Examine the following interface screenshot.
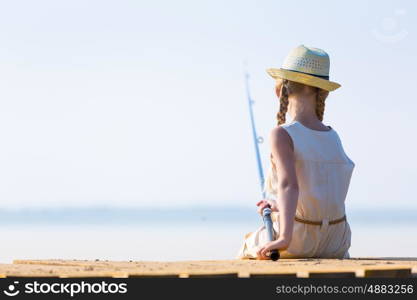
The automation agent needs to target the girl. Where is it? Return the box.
[236,45,355,259]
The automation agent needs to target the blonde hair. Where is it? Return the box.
[263,79,329,197]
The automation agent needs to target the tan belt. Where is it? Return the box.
[294,215,346,226]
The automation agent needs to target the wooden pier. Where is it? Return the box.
[0,258,415,278]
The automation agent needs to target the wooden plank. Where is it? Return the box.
[186,273,238,278]
[59,273,128,278]
[364,268,411,278]
[5,274,61,278]
[128,274,180,278]
[249,273,297,278]
[307,272,356,278]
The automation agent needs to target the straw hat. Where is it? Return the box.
[266,45,341,91]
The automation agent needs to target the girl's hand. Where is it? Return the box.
[256,238,290,260]
[256,199,278,216]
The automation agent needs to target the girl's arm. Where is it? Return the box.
[257,126,299,259]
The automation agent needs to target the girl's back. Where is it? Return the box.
[277,120,355,222]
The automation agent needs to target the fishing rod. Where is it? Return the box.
[243,65,280,261]
[243,67,266,200]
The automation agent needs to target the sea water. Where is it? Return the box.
[0,206,415,263]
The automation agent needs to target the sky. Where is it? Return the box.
[0,0,415,209]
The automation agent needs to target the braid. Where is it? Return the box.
[276,80,289,125]
[315,89,329,121]
[315,91,325,121]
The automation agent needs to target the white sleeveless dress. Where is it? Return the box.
[236,120,355,259]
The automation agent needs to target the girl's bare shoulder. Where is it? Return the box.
[269,125,294,150]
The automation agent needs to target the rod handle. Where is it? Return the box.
[262,206,280,261]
